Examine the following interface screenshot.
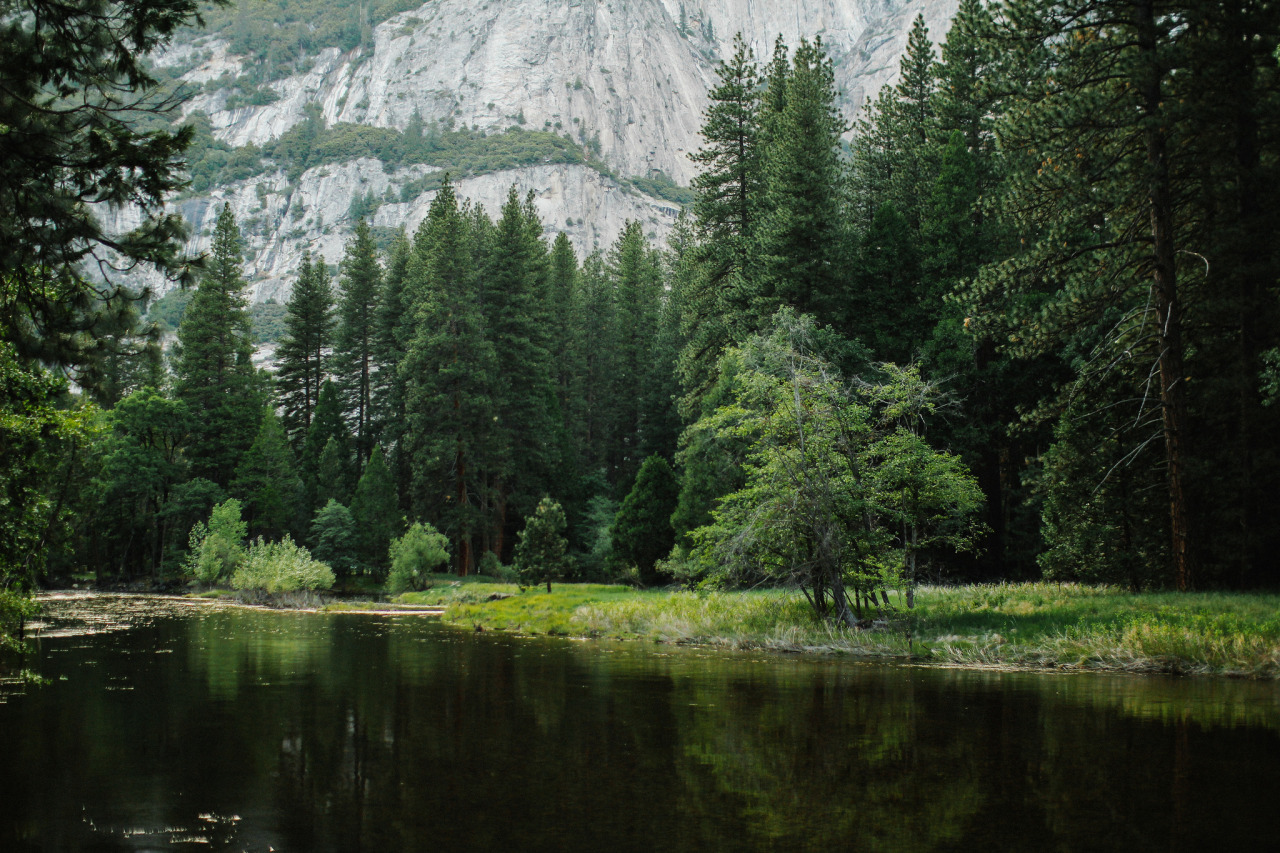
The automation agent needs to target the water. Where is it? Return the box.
[2,593,1278,852]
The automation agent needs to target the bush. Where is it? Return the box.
[230,535,336,593]
[186,498,248,585]
[386,522,450,593]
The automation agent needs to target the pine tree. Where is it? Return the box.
[514,496,569,592]
[548,232,584,433]
[611,454,679,585]
[231,406,303,540]
[334,218,382,471]
[575,250,619,480]
[315,436,354,509]
[755,37,850,325]
[275,252,334,447]
[350,444,401,574]
[482,187,558,557]
[402,177,498,574]
[372,230,414,505]
[887,14,938,239]
[173,204,262,487]
[959,0,1280,589]
[682,33,764,404]
[309,499,359,578]
[301,380,354,511]
[608,221,663,491]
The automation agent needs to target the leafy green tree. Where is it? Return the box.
[231,406,302,540]
[861,364,985,607]
[515,497,569,592]
[309,499,359,578]
[173,204,263,487]
[0,343,93,590]
[334,218,383,469]
[94,387,191,580]
[386,521,451,593]
[186,498,248,586]
[349,443,401,573]
[275,251,334,446]
[691,311,983,623]
[610,455,679,585]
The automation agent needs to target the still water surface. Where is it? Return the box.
[2,593,1278,851]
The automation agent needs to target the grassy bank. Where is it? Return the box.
[416,581,1280,678]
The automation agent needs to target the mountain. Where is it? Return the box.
[133,0,958,302]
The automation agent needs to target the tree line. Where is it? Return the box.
[4,0,1280,642]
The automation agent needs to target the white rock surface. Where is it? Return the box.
[137,0,958,302]
[106,162,677,303]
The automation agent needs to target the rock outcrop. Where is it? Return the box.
[140,0,956,299]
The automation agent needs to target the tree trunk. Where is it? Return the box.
[1138,0,1193,591]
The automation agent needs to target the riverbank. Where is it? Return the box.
[378,580,1280,678]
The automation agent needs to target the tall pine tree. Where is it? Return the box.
[334,218,382,471]
[275,251,334,447]
[173,204,261,487]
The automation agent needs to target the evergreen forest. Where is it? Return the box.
[3,0,1280,638]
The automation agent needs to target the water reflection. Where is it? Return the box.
[1,595,1278,851]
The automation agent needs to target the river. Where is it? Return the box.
[1,593,1277,851]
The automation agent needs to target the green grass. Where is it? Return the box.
[436,581,1280,678]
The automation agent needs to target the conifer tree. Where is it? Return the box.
[682,34,763,404]
[275,252,334,447]
[755,37,850,325]
[173,204,262,487]
[402,177,497,574]
[482,187,557,555]
[315,436,354,509]
[372,230,414,503]
[887,14,938,239]
[611,454,679,586]
[959,0,1280,589]
[608,221,663,491]
[309,499,359,578]
[514,496,569,593]
[575,251,619,480]
[301,380,354,510]
[334,218,382,470]
[548,232,584,431]
[350,444,401,574]
[231,406,302,540]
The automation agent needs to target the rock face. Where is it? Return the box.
[144,0,956,300]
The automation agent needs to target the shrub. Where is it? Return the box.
[230,535,336,593]
[186,498,248,585]
[386,522,450,593]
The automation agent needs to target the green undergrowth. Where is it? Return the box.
[440,581,1280,678]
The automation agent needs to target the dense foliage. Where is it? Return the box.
[5,1,1278,635]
